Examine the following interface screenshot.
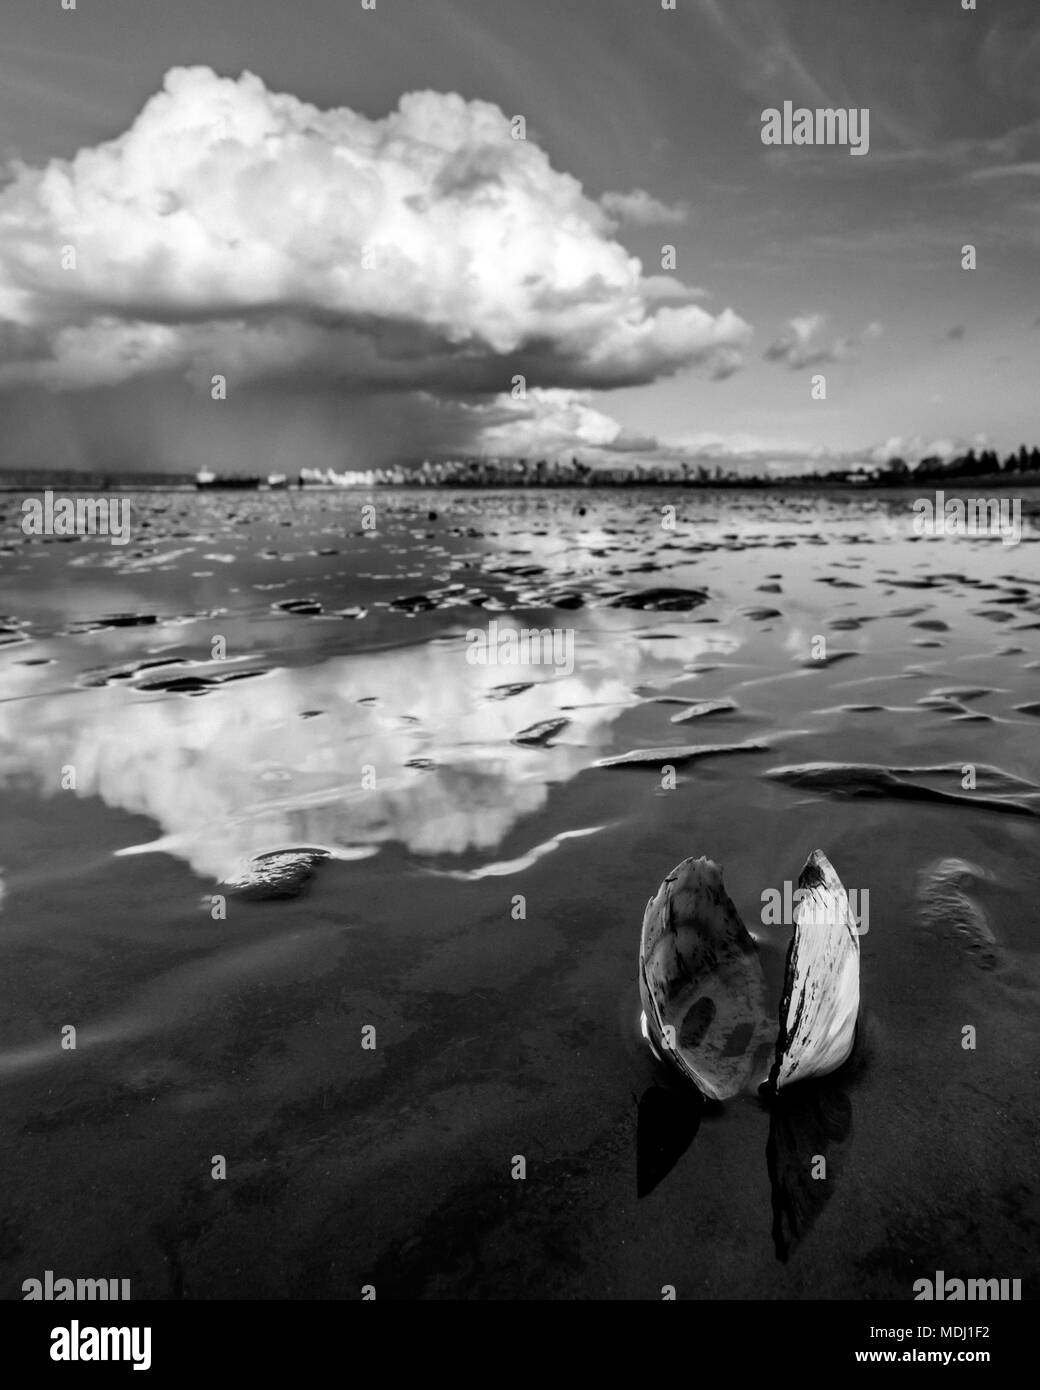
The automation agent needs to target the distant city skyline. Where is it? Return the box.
[0,0,1038,475]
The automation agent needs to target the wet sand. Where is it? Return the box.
[0,487,1038,1298]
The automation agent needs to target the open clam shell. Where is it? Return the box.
[638,856,773,1101]
[639,849,862,1100]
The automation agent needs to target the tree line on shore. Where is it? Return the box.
[3,444,1038,492]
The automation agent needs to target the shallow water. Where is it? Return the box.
[0,486,1038,1298]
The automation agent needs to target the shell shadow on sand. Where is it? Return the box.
[636,1080,704,1200]
[766,1074,855,1262]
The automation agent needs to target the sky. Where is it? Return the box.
[0,0,1037,475]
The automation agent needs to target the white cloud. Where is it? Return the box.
[600,188,688,225]
[869,434,989,465]
[764,313,882,369]
[0,67,749,395]
[763,312,829,367]
[465,387,623,456]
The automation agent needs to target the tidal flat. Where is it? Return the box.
[0,486,1037,1299]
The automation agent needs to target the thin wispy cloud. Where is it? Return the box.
[964,161,1040,182]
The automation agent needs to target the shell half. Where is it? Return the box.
[638,856,772,1101]
[769,849,861,1091]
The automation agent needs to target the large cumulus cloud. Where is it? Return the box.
[0,67,750,439]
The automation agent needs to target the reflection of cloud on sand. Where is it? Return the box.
[0,627,727,879]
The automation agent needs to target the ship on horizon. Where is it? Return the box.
[195,468,261,490]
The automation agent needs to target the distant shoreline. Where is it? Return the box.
[2,473,1040,494]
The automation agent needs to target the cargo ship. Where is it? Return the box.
[195,468,261,490]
